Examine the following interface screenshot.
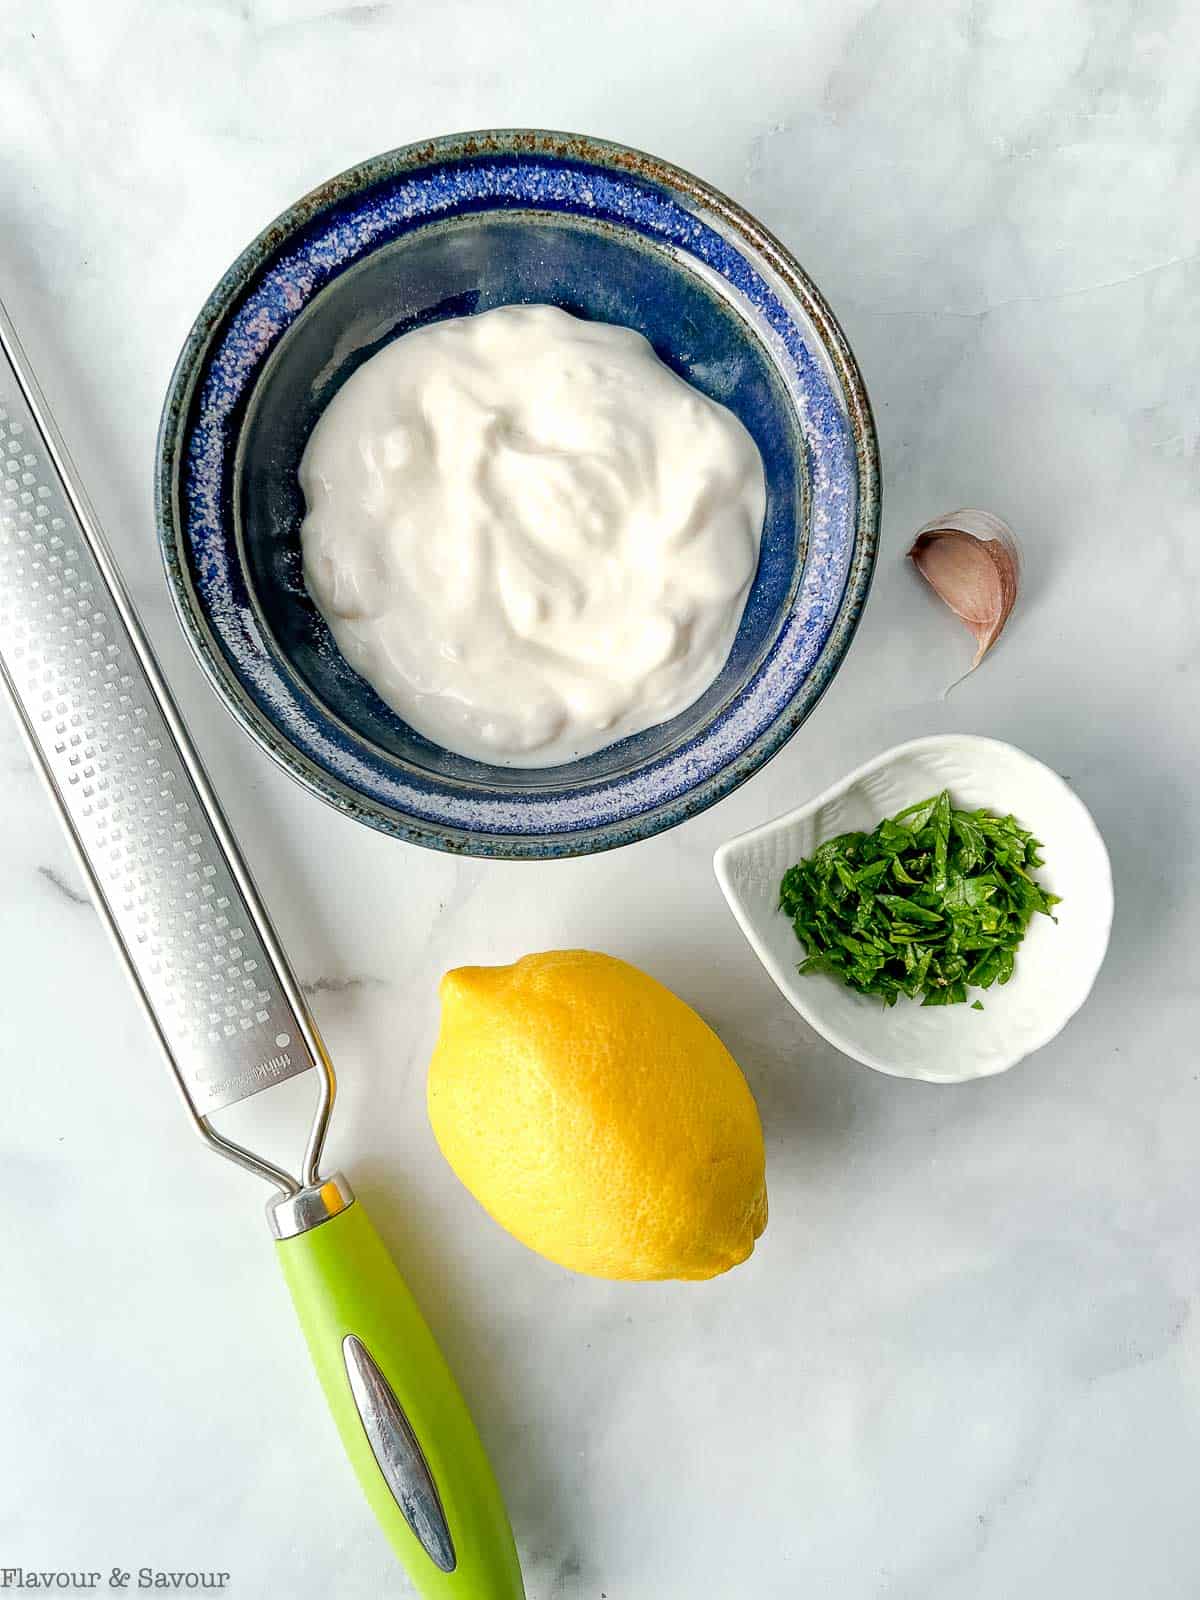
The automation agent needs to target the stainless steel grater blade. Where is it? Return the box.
[0,296,331,1174]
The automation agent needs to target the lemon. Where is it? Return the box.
[427,950,767,1281]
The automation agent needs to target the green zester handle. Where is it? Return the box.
[275,1195,525,1599]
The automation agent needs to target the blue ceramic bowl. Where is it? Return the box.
[156,130,879,858]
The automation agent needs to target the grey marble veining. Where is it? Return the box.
[1,2,1197,1597]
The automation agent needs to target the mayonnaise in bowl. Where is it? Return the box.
[299,304,766,767]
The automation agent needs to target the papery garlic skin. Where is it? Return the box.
[908,509,1020,671]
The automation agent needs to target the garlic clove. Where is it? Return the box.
[908,509,1020,670]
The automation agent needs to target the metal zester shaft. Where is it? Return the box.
[0,298,331,1175]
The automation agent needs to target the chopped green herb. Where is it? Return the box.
[778,790,1059,1008]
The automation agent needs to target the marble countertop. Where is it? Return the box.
[2,2,1197,1596]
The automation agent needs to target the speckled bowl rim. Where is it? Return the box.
[155,129,880,858]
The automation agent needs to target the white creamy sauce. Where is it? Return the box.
[299,304,766,766]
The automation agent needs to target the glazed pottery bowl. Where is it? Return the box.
[714,735,1114,1082]
[156,130,879,858]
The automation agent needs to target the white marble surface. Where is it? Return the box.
[1,2,1198,1595]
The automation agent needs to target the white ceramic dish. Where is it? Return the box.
[714,734,1113,1082]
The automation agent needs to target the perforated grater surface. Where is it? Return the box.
[0,295,330,1179]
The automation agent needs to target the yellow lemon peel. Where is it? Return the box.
[428,950,767,1281]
